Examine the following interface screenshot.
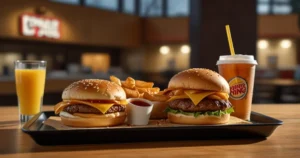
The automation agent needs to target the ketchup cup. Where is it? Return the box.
[127,98,153,126]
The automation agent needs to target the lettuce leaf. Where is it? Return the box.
[165,106,234,118]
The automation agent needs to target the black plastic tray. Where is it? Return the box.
[22,111,282,146]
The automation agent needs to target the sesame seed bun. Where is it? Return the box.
[55,79,127,127]
[167,113,230,125]
[59,111,126,127]
[168,68,229,93]
[62,79,126,101]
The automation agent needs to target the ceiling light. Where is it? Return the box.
[280,39,292,49]
[159,46,170,55]
[258,40,269,49]
[180,45,190,54]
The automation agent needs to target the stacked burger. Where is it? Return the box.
[164,68,234,125]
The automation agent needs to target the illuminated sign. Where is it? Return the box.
[20,14,61,39]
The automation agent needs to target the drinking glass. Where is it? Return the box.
[15,60,47,123]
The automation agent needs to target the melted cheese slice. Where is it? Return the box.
[207,94,222,100]
[54,100,125,114]
[167,90,229,105]
[212,92,229,99]
[184,90,215,105]
[116,100,128,105]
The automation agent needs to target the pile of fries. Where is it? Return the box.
[110,76,169,102]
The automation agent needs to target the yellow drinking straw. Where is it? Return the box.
[225,25,235,56]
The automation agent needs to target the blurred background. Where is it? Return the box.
[0,0,300,105]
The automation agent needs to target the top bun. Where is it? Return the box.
[62,79,126,101]
[168,68,229,93]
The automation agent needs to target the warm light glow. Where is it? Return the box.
[258,40,269,49]
[81,53,110,72]
[280,39,292,49]
[159,46,170,55]
[180,45,190,54]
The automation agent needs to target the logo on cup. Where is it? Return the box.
[228,77,248,100]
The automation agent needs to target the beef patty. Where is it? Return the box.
[63,104,125,114]
[169,99,232,112]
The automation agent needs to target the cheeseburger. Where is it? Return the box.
[165,68,234,125]
[54,79,127,127]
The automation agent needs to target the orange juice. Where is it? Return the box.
[15,69,46,115]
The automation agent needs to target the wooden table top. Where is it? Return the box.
[0,104,299,158]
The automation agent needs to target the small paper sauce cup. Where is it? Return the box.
[127,98,153,126]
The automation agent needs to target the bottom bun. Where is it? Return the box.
[167,112,230,125]
[60,111,126,127]
[150,101,169,119]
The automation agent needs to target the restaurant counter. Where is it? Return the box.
[0,104,299,157]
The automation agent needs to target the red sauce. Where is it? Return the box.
[131,100,150,107]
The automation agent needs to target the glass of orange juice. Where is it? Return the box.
[15,60,47,123]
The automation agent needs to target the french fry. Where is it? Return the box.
[136,88,147,93]
[110,75,121,86]
[151,87,160,93]
[215,92,229,100]
[126,77,136,85]
[121,81,135,89]
[157,89,171,95]
[143,92,169,102]
[173,89,184,95]
[113,75,162,99]
[207,94,222,100]
[123,87,140,98]
[135,80,154,88]
[138,92,144,98]
[122,77,135,89]
[136,87,160,94]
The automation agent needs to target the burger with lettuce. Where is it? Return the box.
[165,68,234,125]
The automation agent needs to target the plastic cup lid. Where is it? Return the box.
[216,54,258,65]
